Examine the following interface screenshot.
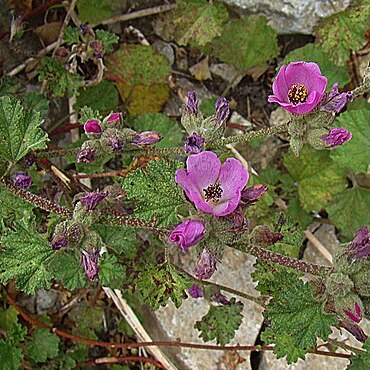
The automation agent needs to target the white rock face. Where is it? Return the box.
[222,0,351,34]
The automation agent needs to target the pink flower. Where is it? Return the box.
[168,220,205,252]
[321,128,352,147]
[268,61,327,114]
[84,119,101,134]
[106,112,123,126]
[320,83,353,114]
[175,151,249,217]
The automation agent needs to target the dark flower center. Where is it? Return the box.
[203,183,223,202]
[288,84,308,105]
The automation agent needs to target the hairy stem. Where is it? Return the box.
[35,148,80,158]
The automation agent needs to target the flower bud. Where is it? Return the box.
[250,225,283,246]
[188,284,204,298]
[14,173,32,189]
[320,83,353,114]
[81,247,100,282]
[89,40,104,58]
[184,134,205,154]
[169,220,205,252]
[80,191,108,211]
[132,131,162,145]
[194,249,217,280]
[77,146,96,163]
[186,91,198,114]
[80,23,94,38]
[51,236,68,250]
[24,153,37,167]
[215,97,230,128]
[320,128,351,147]
[340,320,368,342]
[350,226,370,259]
[334,293,364,324]
[344,303,363,324]
[241,184,268,205]
[228,205,248,231]
[101,128,125,152]
[106,112,123,127]
[84,119,101,134]
[211,292,230,305]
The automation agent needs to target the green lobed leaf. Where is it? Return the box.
[330,109,370,174]
[0,340,23,370]
[327,187,370,240]
[347,338,370,369]
[152,0,228,47]
[284,145,347,212]
[194,298,244,345]
[63,26,80,45]
[264,277,337,364]
[25,328,60,363]
[136,263,191,310]
[282,43,351,87]
[95,29,119,53]
[0,220,54,294]
[99,253,125,289]
[314,0,370,66]
[122,158,186,227]
[209,17,279,73]
[77,0,119,25]
[0,306,27,345]
[131,113,184,148]
[0,96,49,163]
[49,251,88,291]
[23,92,50,117]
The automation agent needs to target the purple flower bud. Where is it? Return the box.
[212,293,230,305]
[340,320,368,342]
[215,97,230,128]
[321,128,352,147]
[169,220,205,252]
[90,40,104,58]
[251,225,284,247]
[228,205,248,231]
[77,146,96,163]
[194,249,217,280]
[350,227,370,258]
[188,284,204,298]
[80,191,108,211]
[106,112,123,126]
[344,303,362,323]
[320,83,353,114]
[184,134,205,154]
[80,23,93,36]
[132,131,162,145]
[108,136,124,151]
[51,236,68,250]
[81,248,100,282]
[186,91,198,114]
[14,173,32,189]
[84,119,101,134]
[241,184,268,205]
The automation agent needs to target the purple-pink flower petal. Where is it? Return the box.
[321,128,352,147]
[168,219,205,252]
[189,284,204,298]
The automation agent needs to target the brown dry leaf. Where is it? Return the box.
[217,351,246,370]
[33,21,62,46]
[189,56,212,81]
[8,0,32,13]
[246,65,268,81]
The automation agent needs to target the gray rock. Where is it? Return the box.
[222,0,351,34]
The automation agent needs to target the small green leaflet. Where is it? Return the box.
[122,158,186,227]
[347,338,370,369]
[264,278,337,364]
[49,251,88,291]
[0,96,49,163]
[327,187,370,240]
[131,113,184,148]
[136,263,191,310]
[63,26,80,45]
[194,298,243,345]
[0,220,54,294]
[209,17,279,73]
[330,109,370,174]
[284,145,347,212]
[25,328,60,363]
[95,29,119,53]
[152,0,228,47]
[282,43,350,87]
[0,341,23,370]
[99,253,125,289]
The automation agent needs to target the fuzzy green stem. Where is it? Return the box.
[206,123,288,148]
[244,244,332,276]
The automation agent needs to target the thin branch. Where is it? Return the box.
[304,229,333,264]
[80,356,165,369]
[3,290,352,360]
[35,148,80,158]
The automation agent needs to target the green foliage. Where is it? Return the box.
[314,0,370,66]
[131,113,184,148]
[209,17,279,73]
[327,187,370,240]
[23,92,50,117]
[347,339,370,369]
[263,277,337,363]
[76,81,119,114]
[0,220,54,294]
[49,252,88,290]
[78,106,102,124]
[77,0,119,24]
[330,109,370,173]
[195,298,244,345]
[0,341,23,370]
[99,253,125,288]
[38,57,82,98]
[0,96,48,163]
[200,97,217,116]
[284,145,347,212]
[63,26,80,45]
[136,263,191,310]
[282,43,351,87]
[96,29,119,53]
[153,0,228,47]
[25,328,60,363]
[122,159,186,227]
